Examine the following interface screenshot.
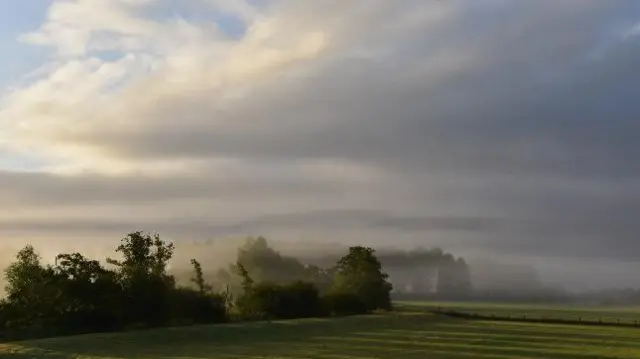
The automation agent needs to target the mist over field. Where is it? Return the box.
[1,0,640,296]
[0,235,626,302]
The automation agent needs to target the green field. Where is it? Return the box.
[3,311,640,359]
[397,301,640,325]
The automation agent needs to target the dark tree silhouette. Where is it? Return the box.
[331,246,393,312]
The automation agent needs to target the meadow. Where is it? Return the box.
[3,310,640,359]
[397,301,640,325]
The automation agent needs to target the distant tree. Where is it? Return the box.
[235,237,306,283]
[302,265,334,293]
[236,262,254,292]
[331,246,393,312]
[217,237,334,295]
[436,257,472,297]
[376,247,472,297]
[190,259,212,295]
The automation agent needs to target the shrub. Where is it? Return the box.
[236,281,322,320]
[322,293,368,316]
[170,288,228,325]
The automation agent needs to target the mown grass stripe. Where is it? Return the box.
[397,324,640,340]
[377,329,640,348]
[274,340,555,359]
[313,335,627,359]
[347,332,637,354]
[434,322,640,339]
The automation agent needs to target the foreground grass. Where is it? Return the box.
[3,312,640,358]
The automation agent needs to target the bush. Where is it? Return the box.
[170,288,228,325]
[322,293,368,316]
[279,281,323,319]
[236,281,322,320]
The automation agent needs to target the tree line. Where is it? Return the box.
[181,238,472,299]
[0,232,392,341]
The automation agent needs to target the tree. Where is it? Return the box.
[3,234,404,341]
[236,262,254,292]
[107,231,176,327]
[0,233,235,340]
[436,257,472,297]
[53,253,123,332]
[331,246,393,312]
[5,246,47,298]
[190,259,212,295]
[3,246,60,334]
[217,236,333,296]
[234,237,306,284]
[302,265,334,293]
[107,231,175,282]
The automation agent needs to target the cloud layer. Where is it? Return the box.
[1,0,640,288]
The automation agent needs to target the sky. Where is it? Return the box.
[0,0,639,290]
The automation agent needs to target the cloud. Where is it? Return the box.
[0,0,639,288]
[19,0,158,56]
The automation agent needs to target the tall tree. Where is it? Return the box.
[5,246,47,298]
[331,246,393,311]
[107,231,175,282]
[107,231,176,327]
[3,246,62,335]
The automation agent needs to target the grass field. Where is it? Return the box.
[3,311,640,359]
[397,301,640,325]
